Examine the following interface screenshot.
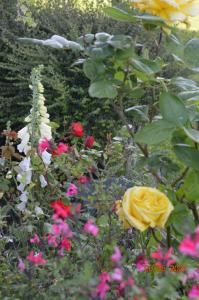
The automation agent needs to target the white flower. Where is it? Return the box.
[17,126,30,154]
[40,123,52,140]
[42,150,52,165]
[19,157,31,172]
[17,191,28,211]
[35,206,44,216]
[39,175,48,188]
[17,183,25,192]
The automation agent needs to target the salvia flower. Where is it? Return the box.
[51,200,71,219]
[136,254,149,272]
[188,285,199,299]
[66,183,78,197]
[84,136,95,148]
[27,251,47,265]
[151,247,176,267]
[18,259,25,272]
[30,234,40,244]
[111,246,122,264]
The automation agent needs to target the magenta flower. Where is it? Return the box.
[38,139,50,154]
[188,285,199,299]
[66,183,78,197]
[151,247,175,267]
[136,254,149,272]
[111,267,123,282]
[179,235,198,257]
[77,175,89,185]
[93,272,110,300]
[52,143,69,156]
[117,277,134,296]
[27,251,47,265]
[30,234,40,244]
[183,269,199,284]
[84,219,99,237]
[111,246,122,264]
[60,238,71,252]
[18,259,25,272]
[47,234,58,248]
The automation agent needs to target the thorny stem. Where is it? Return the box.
[171,167,189,188]
[151,228,167,248]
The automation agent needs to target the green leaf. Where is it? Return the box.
[83,59,105,81]
[174,144,199,170]
[135,120,175,145]
[159,92,188,125]
[104,6,137,22]
[172,77,198,91]
[137,14,166,26]
[184,38,199,70]
[183,127,199,143]
[131,58,154,74]
[89,80,118,99]
[184,171,199,202]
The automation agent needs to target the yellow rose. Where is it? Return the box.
[131,0,199,23]
[117,186,174,232]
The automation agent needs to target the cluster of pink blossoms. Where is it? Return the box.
[93,246,146,300]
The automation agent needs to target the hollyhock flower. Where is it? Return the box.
[30,234,40,244]
[151,247,176,266]
[78,175,89,185]
[51,200,71,219]
[111,268,123,282]
[18,259,25,272]
[52,143,69,156]
[38,138,50,154]
[188,285,199,299]
[179,235,198,257]
[85,136,95,148]
[66,183,78,197]
[27,251,47,265]
[136,254,149,272]
[71,122,84,137]
[47,234,58,247]
[84,219,99,237]
[111,246,122,263]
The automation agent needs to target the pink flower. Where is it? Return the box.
[84,219,99,237]
[38,139,50,154]
[18,259,25,272]
[52,143,69,156]
[117,277,134,296]
[151,247,175,267]
[60,238,71,252]
[52,221,73,238]
[111,246,122,263]
[66,183,78,197]
[78,175,89,185]
[93,272,110,300]
[183,269,199,284]
[179,235,198,257]
[27,251,47,265]
[188,285,199,299]
[136,254,149,272]
[111,268,123,282]
[47,234,58,247]
[30,234,40,244]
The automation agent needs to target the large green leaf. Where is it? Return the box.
[159,92,188,125]
[135,120,175,145]
[184,38,199,70]
[183,127,199,143]
[184,171,199,202]
[83,60,105,81]
[174,144,199,170]
[89,80,118,99]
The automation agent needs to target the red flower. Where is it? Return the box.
[51,200,71,219]
[71,122,84,137]
[84,136,94,148]
[78,175,89,185]
[60,238,71,252]
[52,143,69,156]
[27,251,47,265]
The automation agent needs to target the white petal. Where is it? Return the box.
[19,157,31,172]
[39,175,48,188]
[35,206,44,216]
[42,150,52,166]
[40,123,52,140]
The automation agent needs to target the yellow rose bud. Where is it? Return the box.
[117,186,174,232]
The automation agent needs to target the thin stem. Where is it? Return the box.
[189,202,199,225]
[171,167,189,188]
[151,228,167,248]
[166,226,171,249]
